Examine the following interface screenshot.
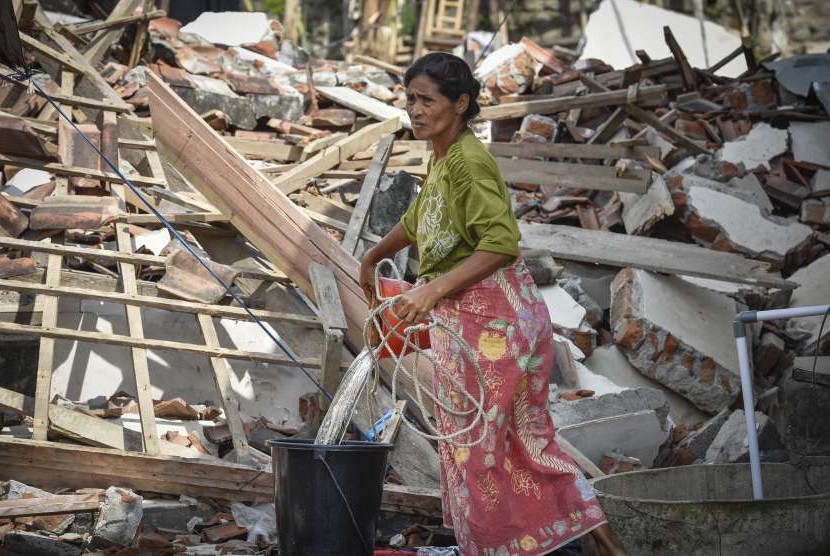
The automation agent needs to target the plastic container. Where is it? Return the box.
[268,438,392,555]
[374,277,431,359]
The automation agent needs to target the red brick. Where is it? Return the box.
[615,319,644,348]
[699,357,715,384]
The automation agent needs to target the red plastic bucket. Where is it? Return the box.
[373,277,431,359]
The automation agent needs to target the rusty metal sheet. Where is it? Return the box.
[157,248,239,304]
[0,114,57,161]
[0,193,28,237]
[29,196,122,231]
[0,256,36,278]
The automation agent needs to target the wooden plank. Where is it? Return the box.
[588,107,627,145]
[0,237,286,283]
[198,314,252,462]
[353,54,406,77]
[36,90,132,113]
[0,494,102,518]
[519,222,795,289]
[273,117,402,195]
[301,131,348,160]
[0,153,165,187]
[81,0,145,68]
[67,9,165,35]
[0,437,442,515]
[304,208,384,243]
[19,33,86,74]
[124,212,229,224]
[0,321,336,370]
[380,399,407,444]
[488,142,660,161]
[317,86,411,129]
[623,103,709,155]
[495,157,650,193]
[308,263,347,406]
[663,25,696,91]
[0,386,207,458]
[224,136,304,162]
[0,279,321,327]
[478,84,668,121]
[342,134,395,254]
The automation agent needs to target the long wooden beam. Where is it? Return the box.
[0,153,164,187]
[0,236,286,283]
[0,494,102,518]
[489,142,660,161]
[478,84,668,121]
[0,437,443,515]
[496,158,650,193]
[0,321,336,370]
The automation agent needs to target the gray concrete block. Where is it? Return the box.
[88,487,143,549]
[550,387,669,429]
[705,409,785,464]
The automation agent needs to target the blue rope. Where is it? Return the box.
[2,70,332,401]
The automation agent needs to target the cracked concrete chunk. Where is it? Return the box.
[610,267,740,413]
[539,284,586,331]
[180,12,273,47]
[619,173,675,235]
[718,122,788,171]
[474,43,536,100]
[789,121,830,167]
[811,169,830,195]
[685,185,812,264]
[551,387,669,428]
[89,487,143,549]
[705,409,783,464]
[786,253,830,355]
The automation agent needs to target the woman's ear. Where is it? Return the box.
[456,93,470,116]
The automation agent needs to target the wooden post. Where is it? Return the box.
[309,263,347,408]
[283,0,302,44]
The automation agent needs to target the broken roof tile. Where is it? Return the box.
[157,248,239,304]
[0,114,57,161]
[28,196,122,231]
[0,194,28,237]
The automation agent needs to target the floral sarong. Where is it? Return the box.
[428,260,607,555]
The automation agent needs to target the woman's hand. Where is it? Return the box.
[394,283,441,323]
[359,256,377,304]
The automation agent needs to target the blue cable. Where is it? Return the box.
[2,69,332,401]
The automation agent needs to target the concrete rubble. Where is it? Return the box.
[1,0,830,553]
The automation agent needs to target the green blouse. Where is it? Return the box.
[400,130,520,280]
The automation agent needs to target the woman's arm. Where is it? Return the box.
[394,250,513,323]
[358,223,412,301]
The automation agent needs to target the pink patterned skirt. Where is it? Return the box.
[427,260,607,555]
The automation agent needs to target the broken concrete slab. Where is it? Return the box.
[678,274,792,311]
[170,75,303,130]
[580,0,746,77]
[658,407,730,466]
[538,284,586,331]
[585,345,710,426]
[559,276,603,327]
[812,169,830,196]
[551,387,669,429]
[180,12,273,47]
[610,267,741,413]
[619,173,675,235]
[558,409,670,468]
[705,409,784,464]
[682,185,812,265]
[88,487,143,549]
[790,121,830,167]
[786,253,830,355]
[717,122,788,171]
[558,260,618,311]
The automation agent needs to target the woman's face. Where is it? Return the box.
[405,74,468,141]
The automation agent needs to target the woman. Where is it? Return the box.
[359,52,626,556]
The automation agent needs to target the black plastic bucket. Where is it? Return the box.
[268,438,392,556]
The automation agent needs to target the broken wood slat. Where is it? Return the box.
[309,263,347,406]
[272,118,402,195]
[304,208,384,243]
[352,54,405,77]
[495,158,650,193]
[0,437,443,515]
[198,314,252,463]
[489,142,660,161]
[0,386,210,458]
[0,278,321,327]
[301,131,348,160]
[224,136,304,162]
[588,107,627,145]
[80,0,144,67]
[478,84,668,121]
[35,90,133,113]
[338,154,423,172]
[0,153,165,187]
[18,33,86,74]
[0,321,341,370]
[67,9,165,35]
[0,493,102,518]
[118,137,156,150]
[379,400,407,445]
[342,134,395,254]
[145,187,215,213]
[124,212,229,224]
[623,103,709,155]
[317,86,412,129]
[0,236,286,283]
[519,222,795,290]
[663,26,696,91]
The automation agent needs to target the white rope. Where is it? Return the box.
[317,259,491,447]
[361,259,489,448]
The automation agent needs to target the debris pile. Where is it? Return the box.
[1,0,829,552]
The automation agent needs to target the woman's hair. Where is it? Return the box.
[404,52,481,121]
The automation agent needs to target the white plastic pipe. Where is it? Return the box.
[735,331,764,500]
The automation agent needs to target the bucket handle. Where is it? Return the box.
[314,451,372,554]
